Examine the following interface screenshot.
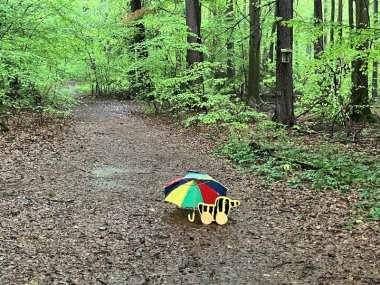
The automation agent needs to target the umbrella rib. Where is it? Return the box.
[192,182,197,214]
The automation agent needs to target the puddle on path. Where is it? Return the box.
[90,179,120,190]
[90,166,131,191]
[92,165,176,177]
[92,166,133,177]
[91,166,148,190]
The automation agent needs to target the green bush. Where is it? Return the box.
[218,129,380,221]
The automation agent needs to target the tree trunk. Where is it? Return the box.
[211,2,224,80]
[268,20,276,63]
[337,0,343,38]
[273,0,295,126]
[351,0,373,121]
[211,1,218,63]
[314,0,323,58]
[349,0,355,88]
[373,0,378,99]
[131,0,147,58]
[247,0,261,104]
[129,0,149,96]
[226,0,235,78]
[324,0,329,45]
[186,0,203,66]
[349,0,354,28]
[131,0,141,13]
[330,0,335,43]
[306,44,312,57]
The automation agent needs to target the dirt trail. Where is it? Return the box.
[1,100,379,285]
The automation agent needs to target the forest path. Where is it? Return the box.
[1,99,379,285]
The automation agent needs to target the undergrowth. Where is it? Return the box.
[217,122,380,223]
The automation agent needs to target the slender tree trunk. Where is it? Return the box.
[211,1,218,62]
[314,0,323,58]
[338,0,343,38]
[131,0,146,57]
[226,0,235,78]
[324,0,329,45]
[330,0,335,43]
[373,0,378,99]
[186,0,203,66]
[247,0,261,104]
[269,20,276,63]
[131,0,141,14]
[351,0,373,121]
[239,0,248,99]
[306,45,312,57]
[273,0,295,126]
[130,0,148,95]
[349,0,354,28]
[349,0,355,87]
[211,2,224,80]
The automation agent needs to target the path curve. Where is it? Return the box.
[1,100,379,285]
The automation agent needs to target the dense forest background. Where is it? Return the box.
[1,0,379,222]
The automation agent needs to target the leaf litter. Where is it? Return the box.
[0,99,379,285]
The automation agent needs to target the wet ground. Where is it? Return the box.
[1,100,379,285]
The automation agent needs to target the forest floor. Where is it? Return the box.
[1,99,380,285]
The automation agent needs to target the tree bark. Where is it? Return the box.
[330,0,335,43]
[373,0,378,99]
[131,0,141,14]
[314,0,323,58]
[186,0,203,66]
[273,0,295,126]
[226,0,235,78]
[268,20,276,63]
[324,0,329,45]
[131,0,147,58]
[247,0,261,104]
[348,0,355,88]
[129,0,149,96]
[348,0,354,28]
[351,0,373,121]
[337,0,343,39]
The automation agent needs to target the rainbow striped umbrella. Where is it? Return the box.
[164,172,228,221]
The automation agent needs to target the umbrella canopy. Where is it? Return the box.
[164,172,228,209]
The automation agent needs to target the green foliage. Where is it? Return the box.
[134,53,265,126]
[184,101,264,127]
[218,124,380,221]
[289,3,380,122]
[42,86,78,116]
[1,0,379,124]
[0,0,84,120]
[74,83,92,95]
[126,0,265,126]
[218,137,288,186]
[294,40,355,121]
[76,1,129,97]
[142,105,156,115]
[0,0,132,121]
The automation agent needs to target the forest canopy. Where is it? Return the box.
[1,0,379,129]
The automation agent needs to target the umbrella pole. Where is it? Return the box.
[188,183,197,223]
[188,211,195,222]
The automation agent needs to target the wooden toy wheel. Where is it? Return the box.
[200,212,213,225]
[216,212,228,225]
